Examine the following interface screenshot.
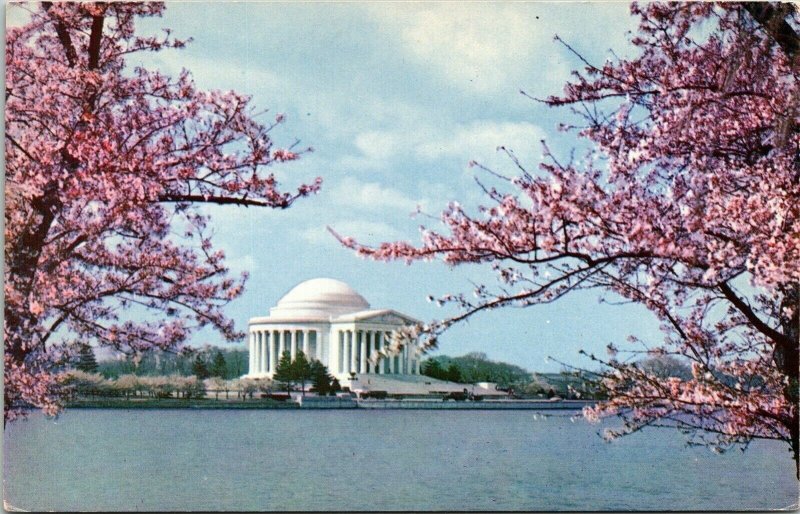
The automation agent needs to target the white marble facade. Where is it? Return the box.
[246,278,421,380]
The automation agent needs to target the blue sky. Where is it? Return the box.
[10,2,664,372]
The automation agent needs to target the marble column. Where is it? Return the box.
[265,331,271,373]
[379,331,386,374]
[255,331,261,374]
[253,332,258,374]
[343,331,350,373]
[338,330,344,373]
[290,330,297,361]
[367,331,374,374]
[302,329,310,356]
[266,332,271,372]
[378,330,389,374]
[387,332,395,374]
[347,330,356,373]
[249,332,255,374]
[278,330,285,359]
[264,330,275,373]
[315,331,322,362]
[264,330,276,373]
[359,331,367,374]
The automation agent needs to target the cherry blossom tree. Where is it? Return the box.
[5,2,320,422]
[336,3,800,472]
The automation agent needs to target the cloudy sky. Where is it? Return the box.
[9,2,663,372]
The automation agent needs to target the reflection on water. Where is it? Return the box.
[4,409,798,511]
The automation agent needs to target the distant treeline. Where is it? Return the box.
[421,352,608,399]
[420,353,691,400]
[421,352,532,388]
[88,346,689,401]
[97,346,248,380]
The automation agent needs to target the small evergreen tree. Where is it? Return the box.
[210,350,228,378]
[309,359,332,396]
[330,377,342,396]
[273,351,294,395]
[192,355,210,380]
[292,350,312,397]
[422,359,445,380]
[446,363,462,383]
[76,344,99,373]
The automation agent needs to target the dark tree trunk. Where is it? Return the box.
[776,285,800,478]
[740,3,800,479]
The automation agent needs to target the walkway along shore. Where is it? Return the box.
[67,397,596,410]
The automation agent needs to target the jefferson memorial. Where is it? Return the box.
[246,278,422,380]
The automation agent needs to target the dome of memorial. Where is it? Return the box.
[268,278,370,320]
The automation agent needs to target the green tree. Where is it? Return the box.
[273,351,294,395]
[424,353,531,388]
[422,359,446,380]
[292,350,312,397]
[76,344,98,373]
[192,355,210,380]
[310,360,332,396]
[226,350,247,377]
[210,350,227,378]
[330,377,342,395]
[445,363,462,383]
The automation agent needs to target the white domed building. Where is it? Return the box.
[246,278,422,381]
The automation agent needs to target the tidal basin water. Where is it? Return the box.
[4,409,798,511]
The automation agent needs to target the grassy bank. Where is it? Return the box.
[67,397,299,409]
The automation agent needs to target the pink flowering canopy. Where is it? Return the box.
[337,3,800,471]
[5,2,320,421]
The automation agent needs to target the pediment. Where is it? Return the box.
[364,312,415,325]
[340,309,421,326]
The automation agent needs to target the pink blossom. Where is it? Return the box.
[5,3,321,422]
[337,2,800,470]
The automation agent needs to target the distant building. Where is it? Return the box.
[246,278,422,381]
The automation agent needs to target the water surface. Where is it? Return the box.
[4,409,797,511]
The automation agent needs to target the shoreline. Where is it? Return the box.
[66,397,596,410]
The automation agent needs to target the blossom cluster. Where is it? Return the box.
[5,3,320,420]
[338,3,799,457]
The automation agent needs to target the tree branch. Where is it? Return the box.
[718,281,793,348]
[42,2,78,67]
[87,7,106,70]
[158,194,288,208]
[743,3,800,60]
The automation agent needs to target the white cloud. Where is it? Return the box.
[354,131,399,161]
[364,3,636,97]
[342,119,545,175]
[417,121,544,165]
[144,52,284,95]
[328,177,424,214]
[225,254,257,276]
[366,3,566,95]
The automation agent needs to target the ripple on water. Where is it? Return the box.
[4,409,798,511]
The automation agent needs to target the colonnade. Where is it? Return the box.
[248,326,420,377]
[249,328,319,375]
[335,329,419,376]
